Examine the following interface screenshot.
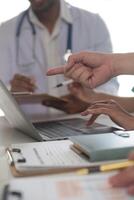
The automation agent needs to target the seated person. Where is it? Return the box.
[0,0,119,116]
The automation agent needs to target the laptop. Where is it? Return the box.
[0,80,118,141]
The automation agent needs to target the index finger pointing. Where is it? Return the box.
[47,65,65,76]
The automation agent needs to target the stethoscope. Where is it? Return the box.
[16,8,72,66]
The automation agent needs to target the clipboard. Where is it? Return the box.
[6,147,84,177]
[12,92,69,105]
[2,185,22,200]
[6,140,90,177]
[13,92,89,114]
[6,140,128,177]
[2,172,131,200]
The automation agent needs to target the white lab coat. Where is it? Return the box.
[0,3,119,116]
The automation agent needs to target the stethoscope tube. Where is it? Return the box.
[67,21,72,52]
[16,8,72,64]
[16,9,36,37]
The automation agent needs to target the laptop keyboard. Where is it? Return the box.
[33,118,114,139]
[37,124,80,138]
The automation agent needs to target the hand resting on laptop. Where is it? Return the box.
[42,94,89,114]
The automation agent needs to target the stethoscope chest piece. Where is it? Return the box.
[64,49,72,62]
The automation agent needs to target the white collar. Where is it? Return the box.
[60,0,72,24]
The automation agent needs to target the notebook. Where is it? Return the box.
[0,80,118,141]
[70,132,134,162]
[3,172,132,200]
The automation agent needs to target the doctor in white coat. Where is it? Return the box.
[0,0,118,116]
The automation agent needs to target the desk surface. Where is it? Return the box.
[0,114,119,199]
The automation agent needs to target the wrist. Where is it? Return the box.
[110,54,120,77]
[111,53,134,76]
[124,114,134,130]
[89,91,105,102]
[101,53,116,79]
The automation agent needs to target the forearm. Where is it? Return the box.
[91,92,134,112]
[112,96,134,112]
[112,53,134,76]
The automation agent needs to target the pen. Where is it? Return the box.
[54,79,73,88]
[77,160,134,175]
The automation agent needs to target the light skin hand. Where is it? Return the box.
[81,99,134,129]
[109,152,134,196]
[47,52,114,88]
[68,83,134,113]
[10,74,36,92]
[68,82,96,103]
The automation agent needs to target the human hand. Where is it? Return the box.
[109,151,134,196]
[42,94,88,114]
[68,82,97,104]
[47,52,114,88]
[81,99,134,129]
[10,74,36,92]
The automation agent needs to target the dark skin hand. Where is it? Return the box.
[10,74,36,92]
[42,94,89,114]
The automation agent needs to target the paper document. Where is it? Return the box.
[3,172,133,200]
[7,140,90,175]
